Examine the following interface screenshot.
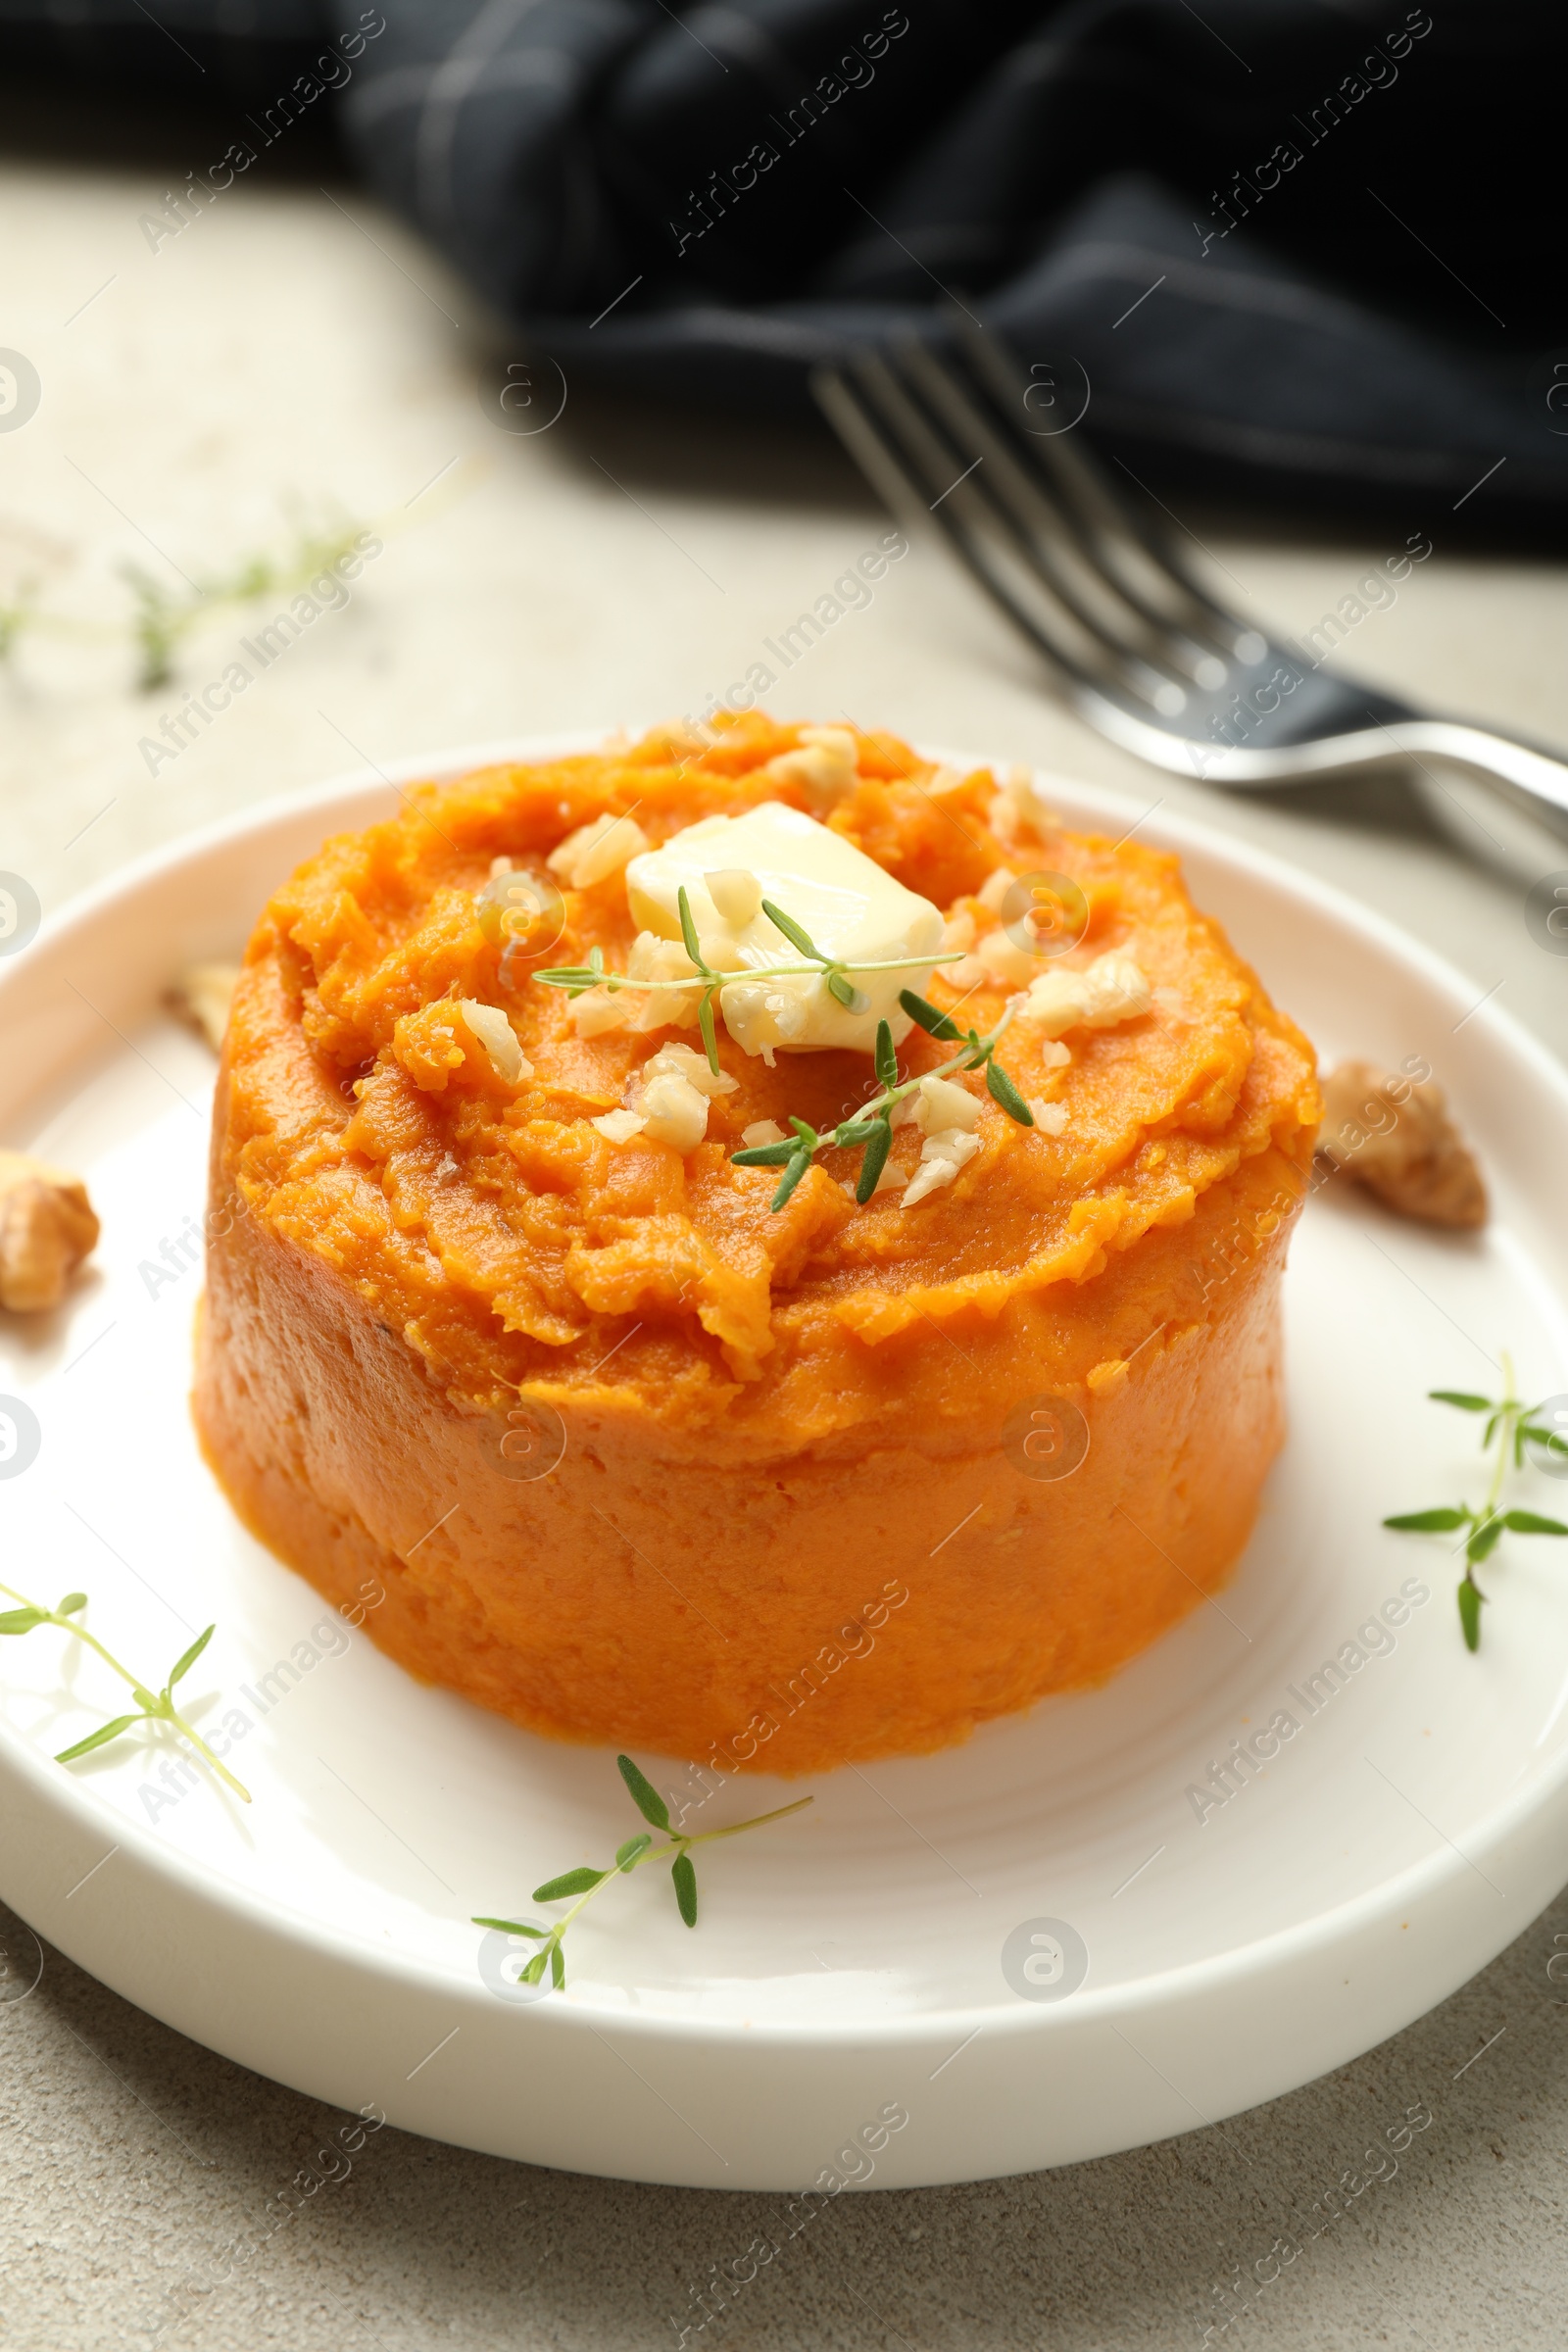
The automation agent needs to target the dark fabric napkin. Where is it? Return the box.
[8,0,1567,535]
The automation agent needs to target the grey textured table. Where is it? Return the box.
[2,131,1567,2352]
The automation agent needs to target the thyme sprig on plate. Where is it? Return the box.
[732,989,1035,1210]
[0,1578,251,1799]
[1383,1357,1568,1649]
[533,886,961,1077]
[474,1753,810,1991]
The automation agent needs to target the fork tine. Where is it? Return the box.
[833,351,1191,715]
[813,360,1083,694]
[955,319,1264,664]
[895,336,1225,692]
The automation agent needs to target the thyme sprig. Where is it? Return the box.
[0,515,371,691]
[0,1578,250,1799]
[732,989,1035,1210]
[474,1753,810,1991]
[119,519,368,689]
[533,886,961,1078]
[1384,1355,1568,1649]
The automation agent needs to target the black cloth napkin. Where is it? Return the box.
[8,0,1567,536]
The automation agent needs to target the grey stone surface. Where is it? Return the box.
[3,1885,1565,2351]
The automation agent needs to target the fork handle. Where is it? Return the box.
[1105,697,1568,851]
[1395,719,1568,841]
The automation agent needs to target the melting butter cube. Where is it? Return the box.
[624,802,943,1060]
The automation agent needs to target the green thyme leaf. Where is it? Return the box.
[1467,1517,1506,1564]
[873,1020,898,1091]
[1384,1507,1468,1532]
[985,1059,1034,1124]
[899,990,961,1042]
[760,899,823,960]
[1458,1579,1484,1650]
[0,1576,251,1803]
[770,1152,811,1211]
[698,990,720,1075]
[532,965,602,993]
[676,885,705,968]
[1502,1510,1568,1536]
[617,1752,671,1831]
[533,1867,607,1901]
[856,1118,894,1203]
[733,1142,797,1167]
[833,1118,883,1148]
[825,969,857,1007]
[476,1755,812,1982]
[166,1624,215,1689]
[788,1118,820,1150]
[1430,1391,1494,1412]
[55,1713,142,1762]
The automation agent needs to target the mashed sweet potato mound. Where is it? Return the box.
[195,717,1319,1773]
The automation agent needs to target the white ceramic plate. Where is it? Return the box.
[2,735,1566,2193]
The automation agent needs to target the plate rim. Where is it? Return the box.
[4,726,1566,2060]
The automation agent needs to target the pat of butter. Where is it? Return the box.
[624,802,944,1058]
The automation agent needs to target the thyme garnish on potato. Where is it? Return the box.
[474,1753,810,1990]
[732,990,1035,1210]
[534,886,961,1078]
[1384,1358,1568,1649]
[0,1578,250,1799]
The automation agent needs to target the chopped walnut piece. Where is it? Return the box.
[592,1107,648,1145]
[1016,952,1151,1039]
[169,960,240,1053]
[1317,1059,1487,1228]
[902,1127,981,1205]
[760,726,858,812]
[457,1001,532,1088]
[547,813,650,891]
[0,1150,100,1312]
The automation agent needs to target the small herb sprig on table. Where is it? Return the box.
[533,886,961,1080]
[474,1753,810,1991]
[732,989,1036,1209]
[0,516,372,692]
[0,1578,250,1800]
[1383,1358,1568,1649]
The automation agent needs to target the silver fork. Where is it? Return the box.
[811,324,1568,857]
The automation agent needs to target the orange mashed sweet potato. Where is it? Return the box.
[194,716,1319,1773]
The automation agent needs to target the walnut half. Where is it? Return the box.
[0,1150,100,1312]
[1317,1060,1487,1228]
[168,961,241,1054]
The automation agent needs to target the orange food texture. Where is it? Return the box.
[196,718,1320,1771]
